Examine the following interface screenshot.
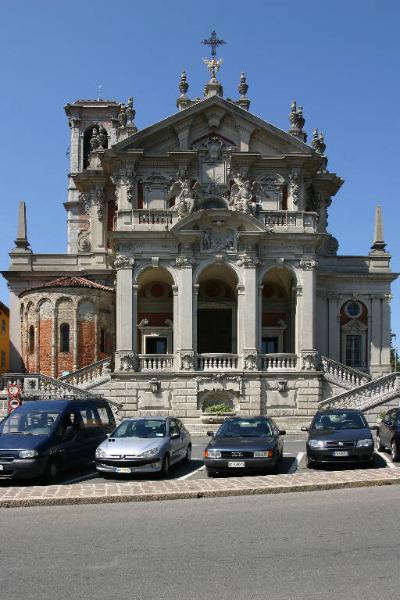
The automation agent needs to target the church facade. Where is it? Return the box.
[3,39,396,428]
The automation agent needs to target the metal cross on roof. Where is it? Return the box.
[201,30,226,58]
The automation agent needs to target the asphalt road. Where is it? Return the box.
[2,485,400,600]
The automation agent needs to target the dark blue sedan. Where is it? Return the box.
[204,417,285,477]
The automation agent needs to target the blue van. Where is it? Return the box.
[0,399,115,482]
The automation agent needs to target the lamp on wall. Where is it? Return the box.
[149,378,161,394]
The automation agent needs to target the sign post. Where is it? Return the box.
[7,384,22,414]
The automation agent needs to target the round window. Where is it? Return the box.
[346,301,362,318]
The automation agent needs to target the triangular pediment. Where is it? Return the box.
[171,208,271,235]
[108,96,314,158]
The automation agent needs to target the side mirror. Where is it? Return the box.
[279,429,286,436]
[369,425,378,431]
[170,431,180,439]
[206,430,215,437]
[301,426,310,432]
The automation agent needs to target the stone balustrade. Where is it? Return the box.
[59,357,112,389]
[138,354,174,370]
[319,372,400,411]
[136,210,175,226]
[260,211,317,232]
[262,353,298,370]
[320,356,370,389]
[197,354,239,371]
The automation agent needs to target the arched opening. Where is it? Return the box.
[60,323,70,353]
[260,268,296,354]
[196,264,238,354]
[28,325,35,354]
[83,124,109,169]
[137,268,174,355]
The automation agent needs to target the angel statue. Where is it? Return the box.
[167,175,202,220]
[229,175,261,215]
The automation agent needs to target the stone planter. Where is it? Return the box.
[201,412,237,424]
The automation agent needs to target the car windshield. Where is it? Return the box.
[218,420,273,438]
[0,409,62,435]
[111,419,166,438]
[312,412,367,430]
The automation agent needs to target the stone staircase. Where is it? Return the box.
[319,371,400,421]
[320,356,371,390]
[58,357,112,390]
[0,371,121,419]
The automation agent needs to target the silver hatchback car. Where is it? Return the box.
[95,417,191,477]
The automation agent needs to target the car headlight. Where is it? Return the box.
[356,439,373,447]
[308,440,326,449]
[138,447,160,458]
[19,449,38,459]
[95,447,107,458]
[205,449,221,459]
[254,450,273,458]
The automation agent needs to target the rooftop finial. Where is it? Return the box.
[117,97,137,140]
[312,128,326,155]
[202,30,225,98]
[237,72,250,110]
[177,71,191,111]
[289,100,307,142]
[370,205,387,253]
[13,201,31,253]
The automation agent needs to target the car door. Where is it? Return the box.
[168,419,183,464]
[176,419,190,458]
[54,409,83,470]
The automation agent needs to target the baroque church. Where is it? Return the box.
[2,33,397,428]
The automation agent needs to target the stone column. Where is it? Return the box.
[237,283,246,361]
[72,302,79,371]
[115,256,135,356]
[370,295,381,375]
[381,294,392,372]
[51,308,57,378]
[258,284,264,353]
[299,259,318,369]
[328,293,341,362]
[90,186,106,251]
[175,259,194,370]
[240,260,259,370]
[192,284,199,354]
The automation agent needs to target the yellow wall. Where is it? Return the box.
[0,302,9,373]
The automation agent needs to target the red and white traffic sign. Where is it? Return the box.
[7,397,21,414]
[7,383,21,399]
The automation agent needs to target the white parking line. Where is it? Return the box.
[61,472,98,485]
[177,465,205,480]
[288,452,305,474]
[376,451,397,469]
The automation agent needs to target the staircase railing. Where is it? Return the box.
[319,372,400,411]
[58,357,112,388]
[0,372,122,410]
[320,356,371,389]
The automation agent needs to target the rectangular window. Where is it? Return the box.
[262,337,279,354]
[100,329,105,353]
[146,337,167,354]
[1,319,5,333]
[345,335,362,367]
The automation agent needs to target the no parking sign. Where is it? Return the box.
[7,384,21,414]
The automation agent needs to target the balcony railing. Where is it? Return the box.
[138,354,174,370]
[262,353,298,370]
[197,354,239,371]
[261,211,318,233]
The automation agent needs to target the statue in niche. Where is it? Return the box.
[206,136,223,161]
[167,174,202,219]
[229,175,261,215]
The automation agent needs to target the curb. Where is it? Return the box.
[1,469,400,508]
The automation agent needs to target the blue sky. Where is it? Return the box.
[0,0,399,346]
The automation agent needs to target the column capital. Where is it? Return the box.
[114,255,135,270]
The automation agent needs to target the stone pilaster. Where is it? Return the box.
[115,256,135,354]
[328,293,341,361]
[299,259,317,368]
[175,262,194,369]
[240,261,258,369]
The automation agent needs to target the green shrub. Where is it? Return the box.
[203,403,234,414]
[378,410,387,419]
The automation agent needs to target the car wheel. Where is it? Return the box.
[206,468,216,478]
[160,453,170,477]
[184,444,192,463]
[376,433,385,452]
[44,459,59,484]
[391,441,399,462]
[306,457,315,469]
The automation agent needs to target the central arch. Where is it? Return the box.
[196,263,238,354]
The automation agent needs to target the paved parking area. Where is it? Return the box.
[1,433,398,489]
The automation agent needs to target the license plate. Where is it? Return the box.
[0,465,3,471]
[115,467,131,473]
[333,451,349,457]
[227,461,245,468]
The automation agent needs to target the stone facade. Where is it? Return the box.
[1,43,397,428]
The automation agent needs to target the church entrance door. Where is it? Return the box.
[197,309,232,354]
